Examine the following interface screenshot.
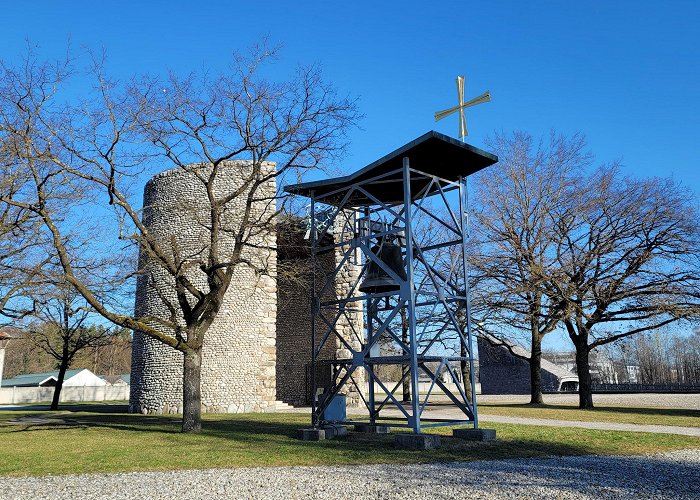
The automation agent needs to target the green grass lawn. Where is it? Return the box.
[1,405,699,477]
[478,403,700,428]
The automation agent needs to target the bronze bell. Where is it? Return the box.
[359,238,407,294]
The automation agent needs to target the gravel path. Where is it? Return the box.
[1,449,698,499]
[477,414,700,436]
[477,393,700,409]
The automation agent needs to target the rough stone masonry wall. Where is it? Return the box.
[332,210,365,406]
[275,222,337,406]
[130,161,278,414]
[275,212,364,406]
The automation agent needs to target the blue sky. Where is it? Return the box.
[2,1,698,191]
[2,1,698,348]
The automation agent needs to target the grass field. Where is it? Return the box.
[479,403,700,427]
[1,405,699,477]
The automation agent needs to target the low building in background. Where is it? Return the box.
[477,337,579,394]
[0,368,129,405]
[1,368,108,388]
[101,374,131,386]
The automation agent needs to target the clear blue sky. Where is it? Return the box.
[2,1,698,348]
[2,1,698,193]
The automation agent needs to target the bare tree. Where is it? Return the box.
[79,328,131,376]
[29,281,110,410]
[0,147,47,321]
[551,170,700,408]
[628,329,700,385]
[470,131,591,404]
[0,44,358,431]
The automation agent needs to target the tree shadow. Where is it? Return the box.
[63,412,309,439]
[0,403,129,413]
[28,410,599,461]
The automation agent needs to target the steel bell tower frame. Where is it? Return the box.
[285,131,498,434]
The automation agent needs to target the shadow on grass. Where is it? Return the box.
[8,406,696,474]
[55,412,311,439]
[5,408,600,462]
[0,402,129,413]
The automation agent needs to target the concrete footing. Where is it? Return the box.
[452,428,497,441]
[394,433,441,450]
[322,425,348,439]
[298,426,349,441]
[354,423,391,434]
[298,428,325,441]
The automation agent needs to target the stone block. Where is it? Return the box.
[321,425,348,439]
[354,423,391,434]
[298,428,325,441]
[452,428,497,441]
[394,433,441,450]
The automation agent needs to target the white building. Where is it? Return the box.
[1,368,108,388]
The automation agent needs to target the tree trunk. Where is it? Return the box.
[182,349,202,433]
[51,357,69,410]
[575,344,594,409]
[529,332,544,404]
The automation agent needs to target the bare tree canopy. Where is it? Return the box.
[29,277,111,410]
[471,131,592,403]
[471,130,700,408]
[0,43,359,431]
[553,168,700,407]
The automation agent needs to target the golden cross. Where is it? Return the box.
[434,76,491,139]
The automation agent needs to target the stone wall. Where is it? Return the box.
[130,161,278,414]
[275,221,336,406]
[130,163,365,414]
[477,338,560,394]
[275,212,364,406]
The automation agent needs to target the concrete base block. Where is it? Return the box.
[298,428,325,441]
[354,423,391,434]
[394,433,441,450]
[321,425,348,439]
[452,428,497,441]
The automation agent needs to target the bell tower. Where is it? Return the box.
[285,131,498,442]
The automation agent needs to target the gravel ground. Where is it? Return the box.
[1,449,698,499]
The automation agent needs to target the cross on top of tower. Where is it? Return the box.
[434,76,491,139]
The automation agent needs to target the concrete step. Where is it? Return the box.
[262,401,296,413]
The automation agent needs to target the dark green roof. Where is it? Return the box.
[1,369,82,387]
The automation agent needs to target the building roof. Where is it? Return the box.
[0,330,13,347]
[284,130,498,206]
[1,370,74,387]
[101,374,131,385]
[2,369,87,387]
[481,334,578,382]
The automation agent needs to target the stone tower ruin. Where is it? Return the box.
[129,161,362,414]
